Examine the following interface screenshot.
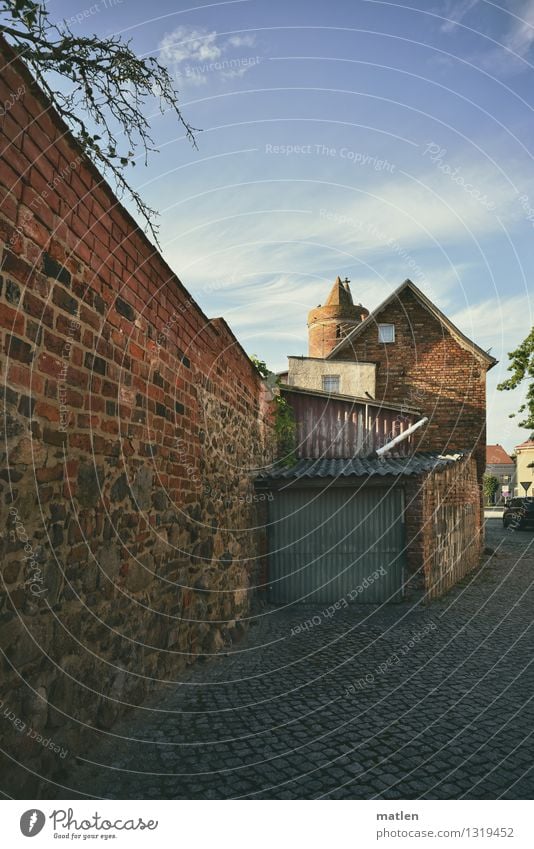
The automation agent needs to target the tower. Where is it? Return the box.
[307,276,369,358]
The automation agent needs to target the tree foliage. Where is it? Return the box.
[483,474,499,505]
[250,355,296,466]
[497,326,534,430]
[0,0,197,243]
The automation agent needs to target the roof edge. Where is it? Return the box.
[280,383,421,415]
[326,278,498,369]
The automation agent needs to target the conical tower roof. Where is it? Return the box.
[307,276,368,357]
[325,276,354,307]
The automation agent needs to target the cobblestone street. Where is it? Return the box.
[63,519,534,800]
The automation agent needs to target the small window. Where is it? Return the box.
[322,374,340,393]
[378,323,395,343]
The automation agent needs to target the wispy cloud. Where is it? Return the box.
[158,26,259,87]
[505,0,534,56]
[451,292,534,452]
[441,0,534,74]
[440,0,480,32]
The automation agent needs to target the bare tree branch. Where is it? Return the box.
[0,0,199,244]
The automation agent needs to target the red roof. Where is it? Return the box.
[515,440,534,451]
[486,444,514,464]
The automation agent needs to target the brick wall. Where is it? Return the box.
[404,456,482,600]
[0,38,275,795]
[332,287,489,487]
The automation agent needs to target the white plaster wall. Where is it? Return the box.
[287,357,376,398]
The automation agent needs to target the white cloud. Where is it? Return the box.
[159,27,222,65]
[158,26,258,87]
[227,34,257,48]
[450,292,533,350]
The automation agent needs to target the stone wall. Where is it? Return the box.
[0,38,275,795]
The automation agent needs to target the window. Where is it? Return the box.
[378,323,395,343]
[322,374,340,393]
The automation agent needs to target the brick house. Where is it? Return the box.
[258,276,496,604]
[485,444,516,502]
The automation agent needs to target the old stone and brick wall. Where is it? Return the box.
[0,38,275,793]
[404,456,481,599]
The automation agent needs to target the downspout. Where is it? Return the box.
[366,416,428,459]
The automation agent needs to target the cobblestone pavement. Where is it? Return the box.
[63,520,534,799]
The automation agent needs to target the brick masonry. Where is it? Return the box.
[331,287,489,483]
[404,456,482,599]
[331,285,489,578]
[0,38,275,794]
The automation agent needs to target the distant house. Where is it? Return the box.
[515,440,534,497]
[258,275,497,603]
[485,445,516,502]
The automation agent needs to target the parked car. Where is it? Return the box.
[502,497,534,530]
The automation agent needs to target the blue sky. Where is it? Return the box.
[47,0,534,452]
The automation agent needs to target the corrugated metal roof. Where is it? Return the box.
[256,451,465,481]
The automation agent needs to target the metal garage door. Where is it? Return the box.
[268,486,405,603]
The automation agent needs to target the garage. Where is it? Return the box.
[265,483,406,604]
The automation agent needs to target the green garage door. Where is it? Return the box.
[268,486,405,604]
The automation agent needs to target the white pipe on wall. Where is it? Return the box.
[374,416,428,457]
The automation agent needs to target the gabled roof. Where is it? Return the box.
[486,444,514,464]
[515,440,534,451]
[326,278,497,369]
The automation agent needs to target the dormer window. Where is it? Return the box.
[378,323,395,343]
[322,374,340,393]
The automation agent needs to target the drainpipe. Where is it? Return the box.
[366,416,428,459]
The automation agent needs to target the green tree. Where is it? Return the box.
[497,327,534,430]
[483,474,499,505]
[250,355,296,466]
[0,0,197,243]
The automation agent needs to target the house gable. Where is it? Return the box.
[327,279,497,369]
[327,282,491,477]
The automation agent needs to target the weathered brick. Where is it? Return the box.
[4,333,33,364]
[0,301,24,334]
[18,394,35,418]
[8,362,44,393]
[43,251,71,285]
[52,284,78,315]
[43,426,67,446]
[84,352,106,375]
[56,312,81,340]
[22,291,53,328]
[34,400,60,422]
[37,352,62,378]
[115,296,135,321]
